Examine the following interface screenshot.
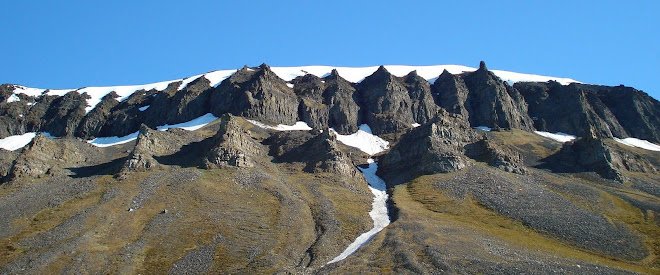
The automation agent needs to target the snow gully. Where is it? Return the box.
[327,158,390,264]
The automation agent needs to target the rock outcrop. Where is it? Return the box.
[378,111,481,185]
[7,134,100,180]
[465,137,527,174]
[210,64,299,125]
[516,82,660,143]
[542,136,658,182]
[121,125,206,172]
[75,92,120,138]
[433,62,534,131]
[321,70,361,134]
[357,66,437,135]
[265,129,358,177]
[203,114,262,168]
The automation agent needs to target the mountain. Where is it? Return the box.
[0,62,659,274]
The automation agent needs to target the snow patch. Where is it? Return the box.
[247,120,312,131]
[6,94,20,103]
[534,131,576,143]
[614,137,660,152]
[156,113,218,131]
[87,132,139,148]
[12,65,578,116]
[270,65,579,85]
[88,113,218,147]
[327,158,389,264]
[330,124,389,156]
[178,70,237,90]
[138,105,150,111]
[411,123,421,128]
[474,126,491,131]
[286,83,294,88]
[0,132,54,151]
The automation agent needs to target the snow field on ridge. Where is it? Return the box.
[87,113,218,147]
[10,65,580,116]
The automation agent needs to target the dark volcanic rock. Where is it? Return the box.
[516,81,660,143]
[7,134,102,181]
[357,66,435,135]
[0,85,31,138]
[292,74,330,130]
[121,125,206,172]
[210,64,299,125]
[75,92,120,139]
[99,83,180,138]
[163,76,213,124]
[203,114,262,168]
[594,85,660,143]
[378,111,481,185]
[0,149,18,182]
[465,137,527,174]
[39,91,88,137]
[541,136,658,182]
[517,82,624,140]
[322,70,361,134]
[265,129,359,177]
[433,62,534,131]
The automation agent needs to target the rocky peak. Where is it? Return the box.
[204,114,263,168]
[264,128,358,176]
[479,60,488,71]
[378,111,481,185]
[450,62,535,130]
[542,136,658,182]
[120,124,207,174]
[210,64,299,125]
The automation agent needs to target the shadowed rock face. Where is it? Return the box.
[378,111,482,186]
[516,82,660,143]
[541,136,658,182]
[210,64,300,125]
[465,136,527,175]
[356,66,438,135]
[265,129,359,177]
[433,62,534,131]
[75,92,120,138]
[7,134,102,180]
[121,125,206,173]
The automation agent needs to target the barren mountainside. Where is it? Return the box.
[0,62,659,274]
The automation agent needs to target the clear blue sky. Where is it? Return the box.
[2,1,658,99]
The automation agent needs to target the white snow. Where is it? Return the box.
[270,65,579,85]
[474,126,491,131]
[247,120,313,131]
[11,65,578,116]
[0,132,54,151]
[88,113,218,147]
[286,83,294,88]
[411,123,421,128]
[155,113,218,131]
[138,105,150,111]
[6,94,20,103]
[177,69,237,90]
[327,158,390,264]
[614,137,660,152]
[87,132,140,148]
[534,131,576,143]
[330,124,389,156]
